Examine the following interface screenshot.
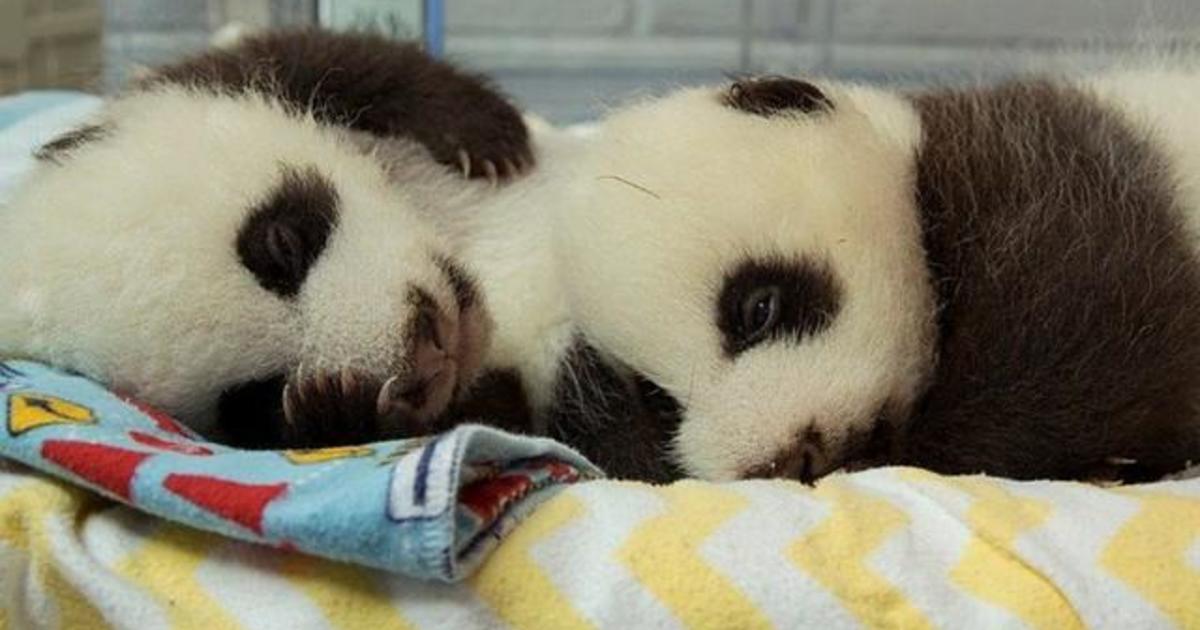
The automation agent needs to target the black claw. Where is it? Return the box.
[276,367,456,449]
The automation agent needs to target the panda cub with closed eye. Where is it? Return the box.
[540,70,1200,483]
[0,30,529,447]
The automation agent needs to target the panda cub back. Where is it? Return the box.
[906,76,1200,480]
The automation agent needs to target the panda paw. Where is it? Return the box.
[422,98,535,185]
[280,367,441,448]
[453,146,532,186]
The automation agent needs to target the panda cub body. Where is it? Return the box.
[6,26,1198,484]
[525,68,1200,483]
[0,30,530,447]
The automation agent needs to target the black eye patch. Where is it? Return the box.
[717,256,842,357]
[237,166,339,298]
[724,76,833,117]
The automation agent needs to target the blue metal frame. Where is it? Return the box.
[423,0,445,57]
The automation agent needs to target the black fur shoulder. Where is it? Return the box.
[545,341,683,483]
[141,28,532,180]
[905,79,1200,481]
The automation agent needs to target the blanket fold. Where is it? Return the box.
[0,360,599,581]
[5,89,1200,630]
[4,458,1200,629]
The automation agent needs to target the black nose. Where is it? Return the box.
[744,424,832,483]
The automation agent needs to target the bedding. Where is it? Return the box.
[3,442,1199,629]
[3,92,1200,630]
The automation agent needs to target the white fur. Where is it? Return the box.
[545,84,937,479]
[18,66,1196,481]
[416,119,590,425]
[1082,67,1200,242]
[533,69,1200,480]
[407,83,936,480]
[399,82,936,479]
[0,87,462,434]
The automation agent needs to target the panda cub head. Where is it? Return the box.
[9,86,490,446]
[555,77,937,481]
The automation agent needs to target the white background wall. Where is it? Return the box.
[102,0,1200,121]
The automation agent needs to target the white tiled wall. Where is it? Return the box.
[833,0,1200,44]
[444,0,1200,120]
[447,0,630,35]
[100,0,1200,121]
[102,0,314,89]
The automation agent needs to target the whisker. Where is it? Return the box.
[596,175,662,200]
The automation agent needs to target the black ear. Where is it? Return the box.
[237,165,339,298]
[724,76,833,117]
[34,123,111,163]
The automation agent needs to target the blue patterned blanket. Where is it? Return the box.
[0,360,599,581]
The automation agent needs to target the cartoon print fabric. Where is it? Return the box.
[0,360,599,581]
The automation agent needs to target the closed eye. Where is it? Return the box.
[237,165,339,298]
[716,256,842,357]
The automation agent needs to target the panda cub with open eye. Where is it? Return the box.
[544,70,1200,483]
[0,30,529,447]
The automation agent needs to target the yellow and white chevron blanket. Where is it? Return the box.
[3,459,1199,630]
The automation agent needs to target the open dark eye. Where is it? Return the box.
[740,285,781,342]
[717,256,843,358]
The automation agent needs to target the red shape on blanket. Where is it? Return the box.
[117,393,197,438]
[163,474,287,535]
[459,474,532,522]
[41,440,152,501]
[544,460,578,481]
[129,431,213,456]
